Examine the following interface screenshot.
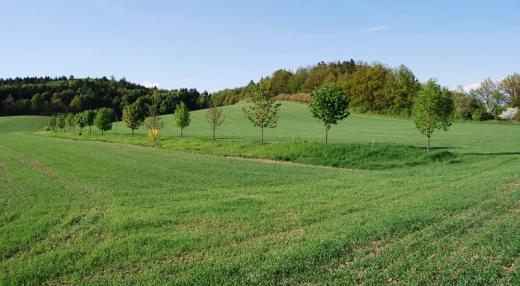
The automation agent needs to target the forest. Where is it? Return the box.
[2,61,520,121]
[212,60,520,120]
[0,76,209,117]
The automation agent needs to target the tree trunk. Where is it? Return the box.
[181,128,183,138]
[101,130,104,136]
[261,127,264,144]
[89,126,91,134]
[325,127,328,144]
[427,136,431,152]
[131,129,134,135]
[212,125,216,141]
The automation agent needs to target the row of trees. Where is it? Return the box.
[239,80,453,152]
[46,97,215,146]
[47,109,112,135]
[0,76,210,116]
[45,78,456,152]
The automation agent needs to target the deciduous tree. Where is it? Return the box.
[500,74,520,106]
[85,109,96,134]
[94,108,112,135]
[413,80,455,152]
[242,87,281,144]
[145,100,165,147]
[205,103,224,140]
[122,103,144,135]
[309,83,350,144]
[74,111,88,135]
[174,102,190,137]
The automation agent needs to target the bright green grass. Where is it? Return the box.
[1,104,520,285]
[85,102,520,154]
[43,132,459,170]
[0,115,48,133]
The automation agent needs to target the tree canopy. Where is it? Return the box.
[174,102,191,137]
[0,76,209,116]
[242,87,281,144]
[122,103,145,135]
[309,83,350,144]
[94,108,113,135]
[413,80,455,152]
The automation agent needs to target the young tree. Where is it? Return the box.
[174,102,191,137]
[56,113,66,131]
[413,80,455,152]
[94,108,112,135]
[145,100,165,147]
[122,103,144,135]
[66,113,75,132]
[85,109,96,134]
[48,114,57,131]
[205,103,224,140]
[308,83,350,144]
[74,111,88,135]
[242,87,281,144]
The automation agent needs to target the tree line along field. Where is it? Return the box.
[1,102,520,284]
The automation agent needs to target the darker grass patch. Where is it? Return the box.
[40,132,459,170]
[242,142,459,170]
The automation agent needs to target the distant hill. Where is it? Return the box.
[211,60,422,116]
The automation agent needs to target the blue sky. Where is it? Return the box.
[1,0,519,91]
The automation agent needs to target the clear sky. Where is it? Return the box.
[1,0,519,92]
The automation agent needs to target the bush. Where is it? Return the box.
[499,107,518,120]
[471,108,491,121]
[454,94,480,120]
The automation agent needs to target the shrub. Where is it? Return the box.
[471,108,491,121]
[454,94,480,120]
[48,115,57,131]
[498,107,518,120]
[57,114,66,131]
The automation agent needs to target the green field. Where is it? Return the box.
[1,102,520,284]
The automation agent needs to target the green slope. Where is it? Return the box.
[0,115,48,133]
[1,103,519,284]
[100,101,520,153]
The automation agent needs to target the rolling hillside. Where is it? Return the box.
[0,104,519,284]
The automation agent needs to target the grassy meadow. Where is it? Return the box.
[1,102,520,284]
